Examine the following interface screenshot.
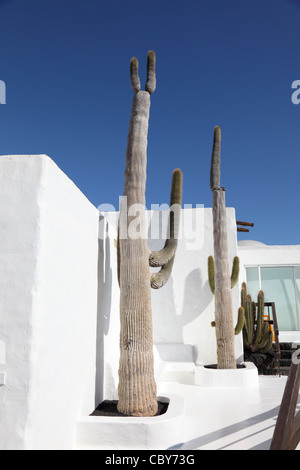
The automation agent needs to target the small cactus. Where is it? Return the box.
[242,284,273,354]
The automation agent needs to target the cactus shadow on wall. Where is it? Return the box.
[151,264,212,360]
[181,268,212,326]
[148,212,212,354]
[95,217,113,406]
[181,269,213,363]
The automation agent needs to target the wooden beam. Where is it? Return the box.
[236,220,254,227]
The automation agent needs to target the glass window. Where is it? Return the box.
[260,267,299,331]
[245,267,260,299]
[295,267,300,329]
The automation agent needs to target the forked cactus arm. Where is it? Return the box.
[145,50,156,95]
[131,50,156,95]
[150,255,175,289]
[149,169,182,268]
[130,57,141,93]
[150,169,182,289]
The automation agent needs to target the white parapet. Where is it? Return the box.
[76,394,185,450]
[0,155,99,450]
[194,362,259,388]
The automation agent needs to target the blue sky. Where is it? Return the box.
[0,0,299,245]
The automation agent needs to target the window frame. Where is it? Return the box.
[245,264,300,332]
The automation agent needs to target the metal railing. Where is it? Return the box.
[270,360,300,450]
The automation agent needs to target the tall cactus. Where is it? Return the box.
[241,283,273,354]
[209,126,241,369]
[117,51,183,417]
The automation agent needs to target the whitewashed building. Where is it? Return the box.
[0,155,299,449]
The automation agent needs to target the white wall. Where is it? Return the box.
[238,241,300,280]
[149,208,243,365]
[0,155,99,450]
[98,207,244,400]
[95,214,120,403]
[0,155,246,449]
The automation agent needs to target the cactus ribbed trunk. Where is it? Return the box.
[210,126,236,370]
[118,91,158,416]
[117,52,182,416]
[212,189,236,369]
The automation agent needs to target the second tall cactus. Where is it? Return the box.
[209,126,244,369]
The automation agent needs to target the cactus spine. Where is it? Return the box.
[241,283,273,354]
[118,51,182,416]
[209,126,242,369]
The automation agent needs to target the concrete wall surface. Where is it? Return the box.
[238,241,300,279]
[0,155,99,450]
[149,208,243,365]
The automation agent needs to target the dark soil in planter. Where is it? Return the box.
[204,364,246,369]
[244,345,276,375]
[90,400,169,417]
